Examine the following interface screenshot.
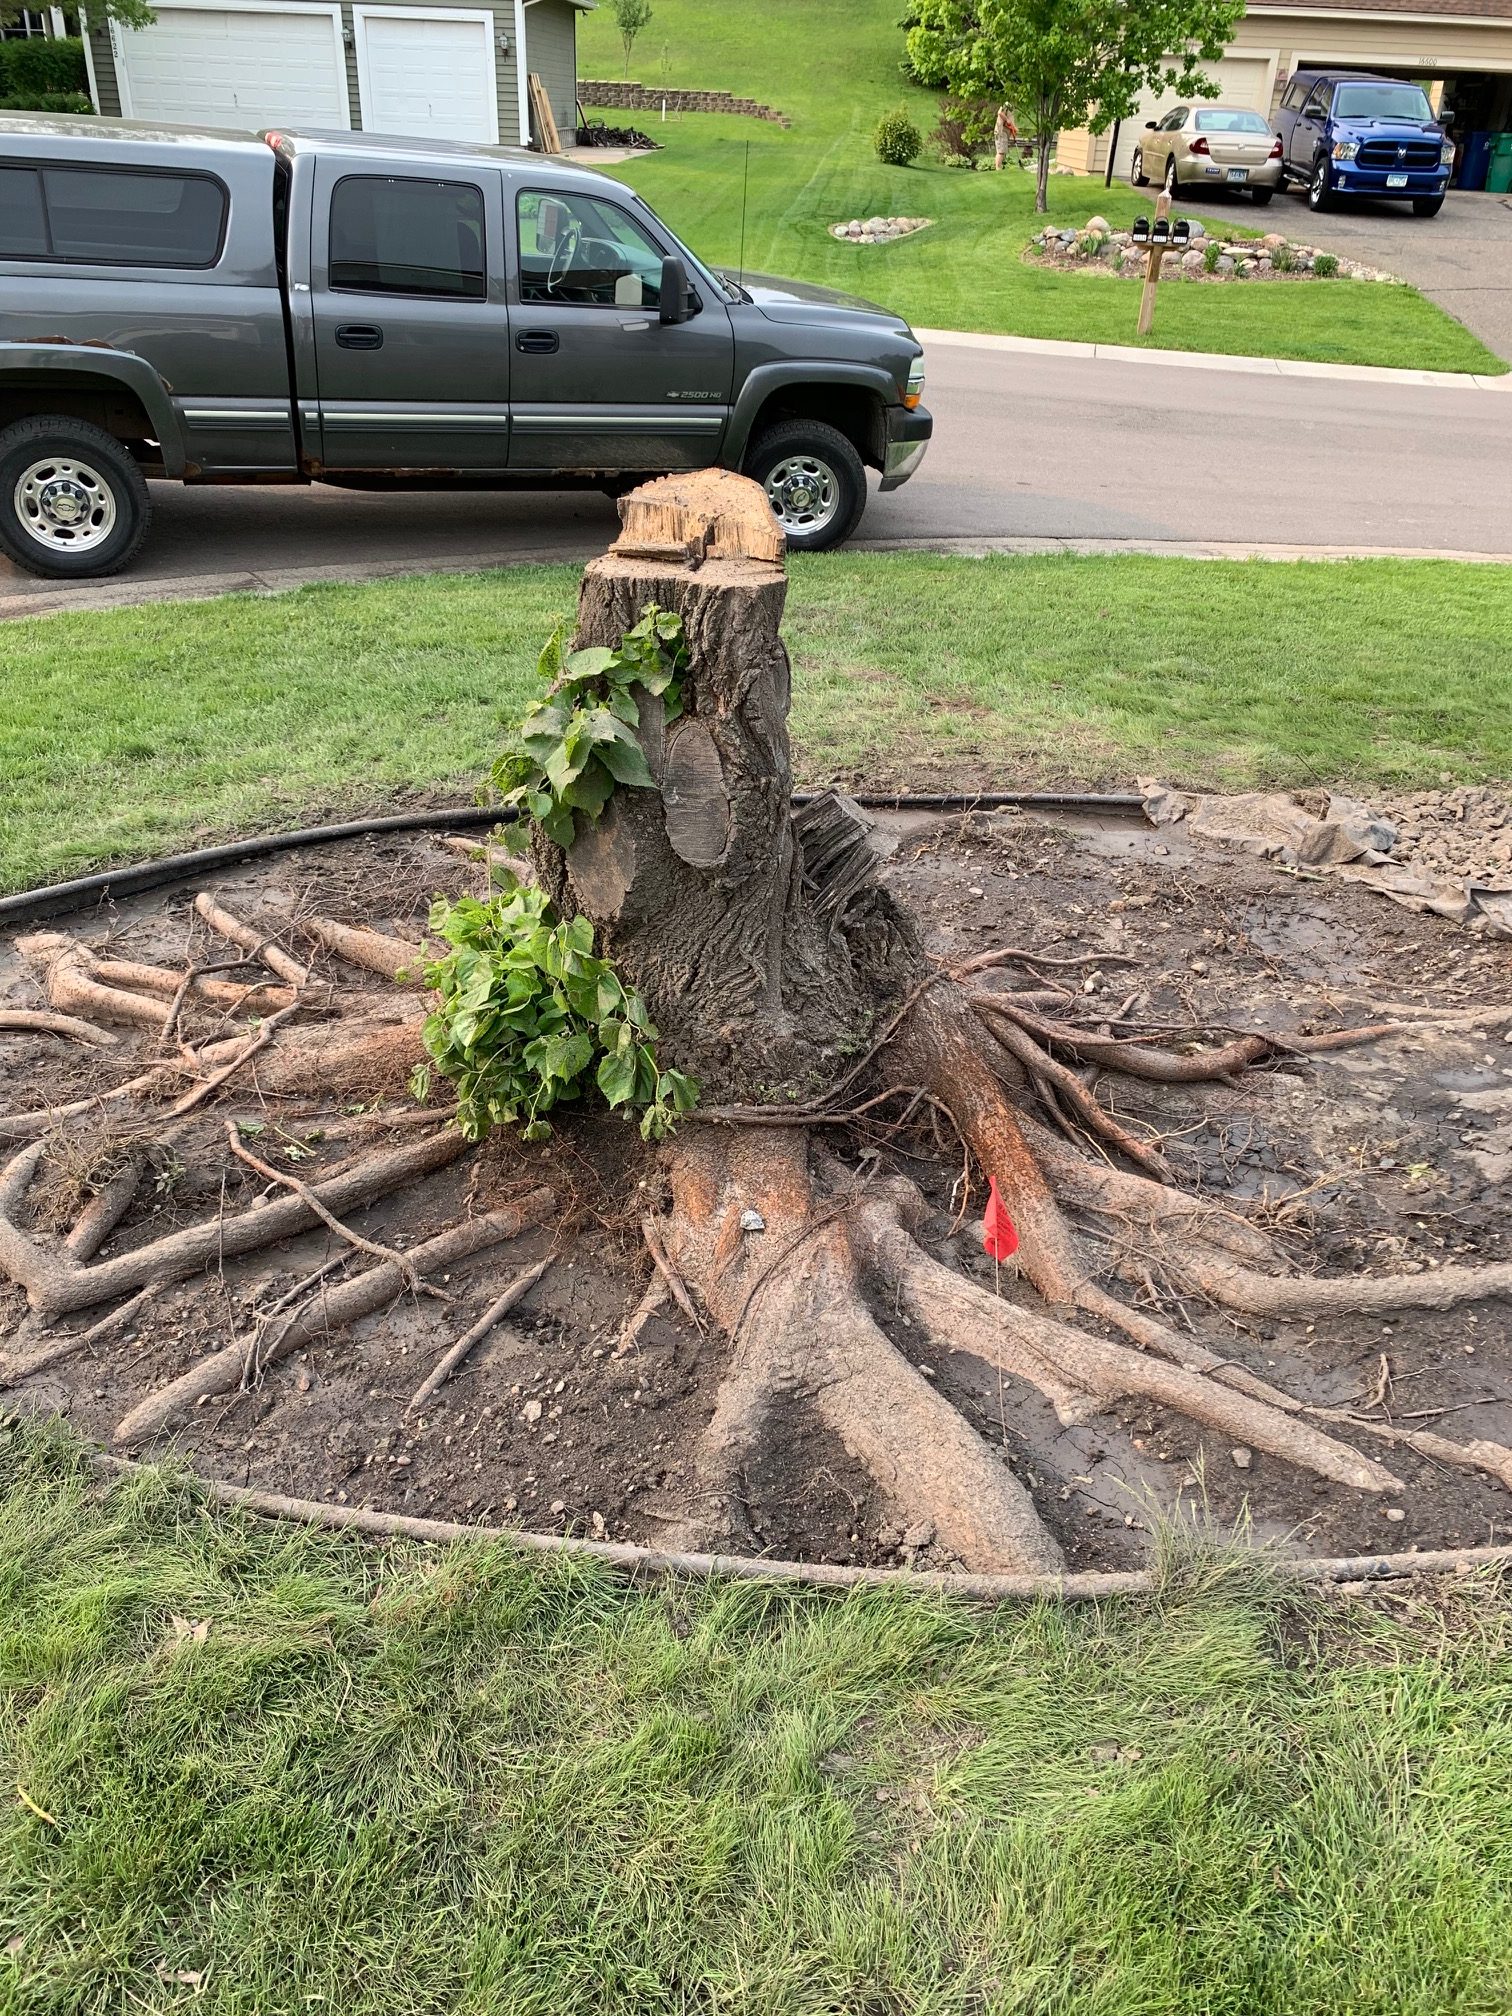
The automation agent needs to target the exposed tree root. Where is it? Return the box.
[300,916,424,981]
[851,1187,1399,1493]
[113,1188,555,1446]
[193,892,310,987]
[661,1127,1064,1573]
[0,1010,117,1048]
[0,1128,465,1320]
[405,1253,553,1416]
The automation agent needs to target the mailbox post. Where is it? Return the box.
[1131,190,1191,338]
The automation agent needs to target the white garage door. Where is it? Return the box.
[113,2,351,128]
[1111,54,1276,178]
[354,7,499,144]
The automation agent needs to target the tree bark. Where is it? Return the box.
[531,474,914,1104]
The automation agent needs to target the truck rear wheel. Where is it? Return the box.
[744,420,867,552]
[0,417,150,580]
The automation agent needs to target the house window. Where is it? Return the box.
[329,176,487,299]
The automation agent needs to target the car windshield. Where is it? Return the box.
[1195,110,1270,133]
[1333,83,1434,122]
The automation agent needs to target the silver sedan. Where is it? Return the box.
[1130,105,1284,205]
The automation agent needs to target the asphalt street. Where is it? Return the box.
[2,334,1509,612]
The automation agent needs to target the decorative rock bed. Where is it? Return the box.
[1030,214,1401,284]
[830,215,932,245]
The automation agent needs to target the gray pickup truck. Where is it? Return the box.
[0,116,932,578]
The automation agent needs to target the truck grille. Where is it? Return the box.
[1356,140,1440,171]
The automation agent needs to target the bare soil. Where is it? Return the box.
[3,809,1509,1572]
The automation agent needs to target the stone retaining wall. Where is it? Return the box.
[579,80,789,126]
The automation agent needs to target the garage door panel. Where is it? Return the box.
[355,9,498,144]
[1112,56,1273,177]
[116,6,350,128]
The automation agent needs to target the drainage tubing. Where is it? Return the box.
[0,792,1146,927]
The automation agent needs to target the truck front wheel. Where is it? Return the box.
[744,420,867,551]
[1307,156,1336,211]
[0,417,151,580]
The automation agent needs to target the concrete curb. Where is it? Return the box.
[3,532,1509,621]
[915,325,1512,390]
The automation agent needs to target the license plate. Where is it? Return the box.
[1226,167,1248,182]
[1386,173,1409,187]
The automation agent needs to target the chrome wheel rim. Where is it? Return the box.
[763,453,841,536]
[1311,163,1326,201]
[13,455,118,553]
[1131,150,1143,182]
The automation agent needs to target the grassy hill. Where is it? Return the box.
[576,0,1504,373]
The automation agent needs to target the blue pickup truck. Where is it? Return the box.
[1276,69,1453,216]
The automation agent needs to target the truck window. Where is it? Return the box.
[517,189,667,309]
[0,166,49,257]
[329,176,486,300]
[0,163,226,266]
[1301,83,1331,120]
[1281,78,1307,111]
[1333,82,1433,122]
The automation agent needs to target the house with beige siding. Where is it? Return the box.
[81,0,590,149]
[1058,0,1512,180]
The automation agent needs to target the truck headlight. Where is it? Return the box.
[1332,140,1358,162]
[903,361,925,411]
[1440,141,1455,166]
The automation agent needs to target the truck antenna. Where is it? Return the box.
[737,138,750,290]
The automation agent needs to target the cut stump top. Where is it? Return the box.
[611,469,786,573]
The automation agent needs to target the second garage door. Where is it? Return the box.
[112,2,351,127]
[354,7,500,144]
[1111,55,1277,178]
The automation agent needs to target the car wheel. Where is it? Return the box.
[1249,187,1274,206]
[744,419,866,552]
[0,416,150,580]
[1412,194,1445,217]
[1164,157,1179,196]
[1307,156,1335,211]
[1130,147,1148,188]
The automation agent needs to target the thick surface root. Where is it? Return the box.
[853,1190,1399,1495]
[0,1129,465,1321]
[113,1189,554,1446]
[662,1127,1064,1574]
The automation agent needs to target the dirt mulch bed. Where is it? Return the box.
[2,807,1509,1574]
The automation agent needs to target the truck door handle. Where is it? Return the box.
[516,330,560,353]
[335,324,384,350]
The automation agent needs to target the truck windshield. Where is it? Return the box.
[1333,83,1433,122]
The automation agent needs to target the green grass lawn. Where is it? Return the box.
[3,1425,1511,2016]
[576,0,1505,375]
[2,555,1510,893]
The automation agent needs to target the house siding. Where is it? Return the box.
[525,0,577,142]
[81,0,587,148]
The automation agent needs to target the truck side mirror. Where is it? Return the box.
[659,255,692,324]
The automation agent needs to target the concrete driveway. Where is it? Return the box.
[1282,187,1512,362]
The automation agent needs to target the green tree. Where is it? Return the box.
[611,0,652,78]
[2,2,157,29]
[906,0,1243,212]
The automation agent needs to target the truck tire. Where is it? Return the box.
[0,416,151,580]
[744,420,867,552]
[1412,194,1445,218]
[1307,156,1335,212]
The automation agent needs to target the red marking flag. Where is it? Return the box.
[982,1177,1019,1262]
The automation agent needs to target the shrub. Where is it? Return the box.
[1272,244,1295,273]
[0,35,89,100]
[928,93,993,163]
[1203,239,1221,274]
[0,92,92,115]
[1313,252,1338,279]
[874,108,922,167]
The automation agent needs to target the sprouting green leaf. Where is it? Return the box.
[596,1048,639,1107]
